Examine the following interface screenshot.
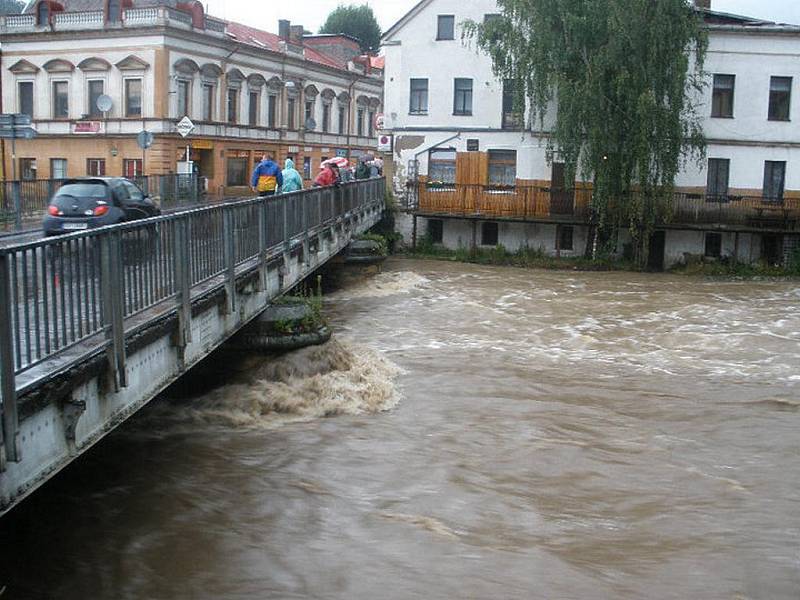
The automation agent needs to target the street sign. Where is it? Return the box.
[0,127,36,140]
[0,113,31,127]
[377,134,392,153]
[137,130,155,150]
[176,116,195,138]
[374,113,386,131]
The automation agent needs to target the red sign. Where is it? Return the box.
[73,121,102,134]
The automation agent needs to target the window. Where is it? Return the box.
[50,158,67,179]
[428,148,456,184]
[488,150,516,186]
[711,74,735,118]
[763,161,786,201]
[87,158,106,176]
[268,94,277,128]
[52,81,69,119]
[125,79,142,117]
[107,0,121,21]
[428,219,444,244]
[502,79,522,129]
[202,84,214,121]
[338,105,346,134]
[249,91,259,126]
[123,158,143,178]
[357,108,365,136]
[368,111,375,137]
[303,156,312,179]
[305,100,314,127]
[287,98,296,129]
[88,80,104,117]
[706,158,730,200]
[18,82,33,119]
[37,1,48,24]
[226,155,248,186]
[481,222,498,246]
[122,180,144,201]
[322,104,331,133]
[453,78,473,115]
[227,88,238,123]
[768,76,792,121]
[705,232,722,258]
[409,79,428,114]
[177,80,190,118]
[20,158,36,180]
[437,15,455,40]
[558,226,574,251]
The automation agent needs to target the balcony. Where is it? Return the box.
[413,180,800,231]
[0,7,224,35]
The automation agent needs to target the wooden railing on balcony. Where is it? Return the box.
[417,180,593,221]
[415,179,800,230]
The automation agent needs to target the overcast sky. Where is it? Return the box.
[202,0,800,37]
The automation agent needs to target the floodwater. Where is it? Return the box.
[1,258,799,599]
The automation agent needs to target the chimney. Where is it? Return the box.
[278,19,290,40]
[289,25,304,44]
[694,0,710,9]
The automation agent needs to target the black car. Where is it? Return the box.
[43,177,160,236]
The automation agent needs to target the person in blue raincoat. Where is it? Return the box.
[282,158,304,193]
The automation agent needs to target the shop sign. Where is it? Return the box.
[192,139,214,150]
[335,148,348,158]
[73,121,102,134]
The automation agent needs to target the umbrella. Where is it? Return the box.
[321,157,349,169]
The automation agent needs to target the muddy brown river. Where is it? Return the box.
[1,258,799,599]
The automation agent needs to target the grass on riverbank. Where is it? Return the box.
[407,239,636,272]
[402,237,800,278]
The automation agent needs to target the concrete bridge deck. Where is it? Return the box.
[0,178,386,515]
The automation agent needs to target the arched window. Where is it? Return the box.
[37,1,50,25]
[107,0,121,22]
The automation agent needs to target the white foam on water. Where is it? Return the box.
[327,271,430,300]
[180,339,403,429]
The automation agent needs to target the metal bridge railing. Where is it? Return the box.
[0,177,385,463]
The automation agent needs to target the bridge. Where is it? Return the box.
[0,178,386,515]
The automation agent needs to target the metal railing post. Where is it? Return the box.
[301,192,310,265]
[257,198,268,291]
[12,181,22,231]
[173,218,192,348]
[0,252,19,465]
[101,232,127,390]
[223,209,236,314]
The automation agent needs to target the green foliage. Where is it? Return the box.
[320,4,382,53]
[357,233,389,256]
[464,0,708,263]
[0,0,25,15]
[409,242,637,272]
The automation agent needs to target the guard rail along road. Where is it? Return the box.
[0,177,386,515]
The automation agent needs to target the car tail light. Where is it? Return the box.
[47,205,61,216]
[93,205,109,216]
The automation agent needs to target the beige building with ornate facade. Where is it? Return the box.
[0,0,383,195]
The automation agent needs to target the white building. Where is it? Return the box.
[381,0,800,268]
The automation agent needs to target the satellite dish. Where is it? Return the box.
[305,117,317,131]
[96,94,113,114]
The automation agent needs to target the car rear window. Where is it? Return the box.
[55,183,108,199]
